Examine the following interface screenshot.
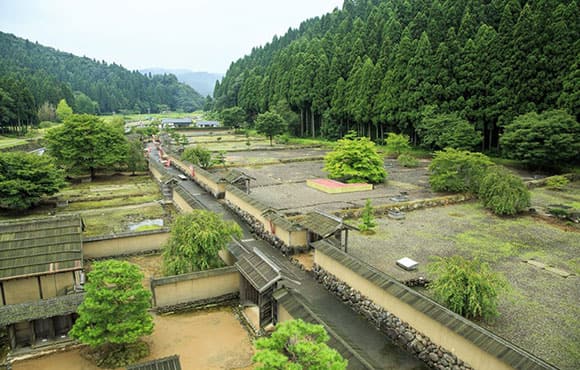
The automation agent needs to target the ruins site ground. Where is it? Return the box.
[12,308,255,370]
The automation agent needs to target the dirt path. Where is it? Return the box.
[12,308,254,370]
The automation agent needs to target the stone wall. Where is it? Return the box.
[314,265,473,370]
[336,194,475,219]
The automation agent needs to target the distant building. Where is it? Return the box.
[0,215,85,350]
[161,118,192,129]
[196,120,220,128]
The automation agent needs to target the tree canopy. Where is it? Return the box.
[163,210,242,275]
[255,111,288,145]
[253,319,347,370]
[500,110,580,169]
[213,0,578,155]
[324,132,386,184]
[0,151,65,210]
[479,166,530,215]
[70,260,153,366]
[0,31,204,116]
[418,112,482,151]
[429,148,493,193]
[45,114,128,179]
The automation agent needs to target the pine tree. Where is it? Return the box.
[359,199,377,234]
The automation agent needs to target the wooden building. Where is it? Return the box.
[300,211,357,252]
[127,355,182,370]
[0,215,85,349]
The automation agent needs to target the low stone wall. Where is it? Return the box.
[525,173,579,189]
[83,229,170,259]
[335,194,475,219]
[150,266,239,308]
[314,266,471,370]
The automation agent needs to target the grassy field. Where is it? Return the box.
[348,202,579,369]
[0,136,28,149]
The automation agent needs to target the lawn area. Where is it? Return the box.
[0,136,28,149]
[347,202,579,369]
[531,181,580,211]
[11,308,254,370]
[81,203,169,237]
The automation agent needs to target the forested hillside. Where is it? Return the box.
[140,68,224,97]
[214,0,579,150]
[0,31,204,125]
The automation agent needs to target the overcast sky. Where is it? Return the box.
[0,0,343,73]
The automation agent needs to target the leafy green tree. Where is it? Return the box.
[55,99,73,122]
[359,199,376,234]
[500,110,580,169]
[324,132,387,184]
[385,133,411,157]
[429,148,493,193]
[45,114,128,180]
[125,139,147,175]
[220,106,246,128]
[0,152,65,210]
[418,112,481,151]
[479,166,530,216]
[69,260,153,367]
[73,92,99,114]
[163,210,242,275]
[182,145,212,169]
[428,256,507,320]
[255,111,287,146]
[253,319,347,370]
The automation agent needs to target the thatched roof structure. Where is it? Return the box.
[0,214,83,281]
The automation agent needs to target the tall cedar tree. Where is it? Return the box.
[45,114,128,180]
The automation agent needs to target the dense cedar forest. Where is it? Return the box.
[0,31,204,134]
[213,0,579,150]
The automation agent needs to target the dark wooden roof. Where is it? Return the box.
[263,210,304,232]
[301,211,356,238]
[314,243,558,370]
[174,184,206,210]
[274,289,375,369]
[235,249,281,293]
[226,185,272,213]
[0,293,85,326]
[0,215,83,280]
[223,169,256,184]
[127,355,181,370]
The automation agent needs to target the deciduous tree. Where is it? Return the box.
[0,152,65,210]
[55,99,73,122]
[45,114,128,180]
[429,148,493,193]
[255,111,287,146]
[163,210,242,275]
[324,132,386,184]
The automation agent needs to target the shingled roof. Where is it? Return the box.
[263,210,304,232]
[300,211,356,238]
[226,185,272,213]
[315,242,558,370]
[0,293,85,326]
[223,169,256,184]
[235,248,281,293]
[127,355,181,370]
[0,215,83,281]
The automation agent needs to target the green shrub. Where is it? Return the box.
[546,175,570,190]
[182,145,212,169]
[429,148,493,193]
[38,121,58,129]
[428,255,507,320]
[479,166,530,215]
[385,133,411,157]
[398,153,419,168]
[275,134,290,144]
[358,199,376,234]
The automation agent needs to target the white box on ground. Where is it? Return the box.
[397,257,419,271]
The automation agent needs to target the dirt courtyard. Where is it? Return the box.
[12,308,254,370]
[237,159,435,214]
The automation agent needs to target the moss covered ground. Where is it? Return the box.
[348,202,579,369]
